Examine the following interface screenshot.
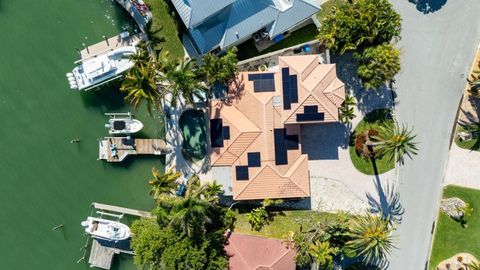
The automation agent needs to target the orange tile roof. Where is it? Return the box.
[209,55,345,200]
[225,233,296,270]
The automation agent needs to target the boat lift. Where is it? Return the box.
[77,202,152,269]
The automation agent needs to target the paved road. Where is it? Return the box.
[389,0,480,269]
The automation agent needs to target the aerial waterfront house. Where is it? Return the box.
[209,55,345,200]
[171,0,320,54]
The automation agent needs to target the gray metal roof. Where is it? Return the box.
[174,0,320,54]
[171,0,236,28]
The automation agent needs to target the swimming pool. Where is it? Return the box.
[178,109,208,161]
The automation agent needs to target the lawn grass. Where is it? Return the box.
[349,108,395,175]
[236,24,319,61]
[143,0,184,60]
[454,124,480,151]
[317,0,345,22]
[429,185,480,269]
[233,210,345,240]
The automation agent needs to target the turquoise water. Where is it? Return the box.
[0,0,162,269]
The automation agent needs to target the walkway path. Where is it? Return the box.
[388,0,480,269]
[444,143,480,190]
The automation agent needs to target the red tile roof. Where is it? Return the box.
[225,233,296,270]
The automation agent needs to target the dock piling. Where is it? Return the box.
[82,43,89,53]
[102,35,110,46]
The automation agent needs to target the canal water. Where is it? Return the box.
[0,0,162,269]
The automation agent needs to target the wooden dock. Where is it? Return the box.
[79,32,145,61]
[89,240,115,269]
[98,137,169,162]
[93,202,153,218]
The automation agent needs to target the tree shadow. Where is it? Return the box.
[301,122,350,160]
[408,0,448,14]
[366,176,404,224]
[331,53,394,115]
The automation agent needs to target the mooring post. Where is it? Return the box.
[103,35,109,46]
[82,43,89,53]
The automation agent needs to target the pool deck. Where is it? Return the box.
[78,32,145,61]
[164,95,212,183]
[98,137,169,162]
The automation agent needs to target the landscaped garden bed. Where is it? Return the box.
[233,209,347,240]
[349,108,395,175]
[429,185,480,269]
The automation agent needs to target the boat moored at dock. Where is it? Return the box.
[81,217,131,242]
[105,112,143,135]
[67,45,137,91]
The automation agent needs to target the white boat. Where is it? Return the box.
[105,112,143,135]
[81,217,131,242]
[67,45,137,91]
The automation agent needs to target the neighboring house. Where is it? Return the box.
[171,0,320,55]
[209,55,345,201]
[225,232,296,270]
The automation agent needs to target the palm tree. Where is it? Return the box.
[199,47,238,97]
[169,195,211,237]
[148,167,180,200]
[204,180,224,203]
[308,241,335,269]
[347,213,396,266]
[340,94,356,125]
[120,61,161,114]
[373,122,418,164]
[158,58,207,107]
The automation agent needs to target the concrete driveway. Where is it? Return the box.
[388,0,480,269]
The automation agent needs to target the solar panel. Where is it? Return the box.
[304,105,318,114]
[282,68,291,109]
[236,166,249,180]
[290,75,298,103]
[223,126,230,140]
[253,79,275,92]
[210,119,224,147]
[248,74,261,81]
[247,152,261,167]
[274,128,288,165]
[296,112,325,122]
[286,135,299,150]
[262,73,274,79]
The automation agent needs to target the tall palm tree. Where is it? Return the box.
[169,191,211,237]
[308,241,335,269]
[158,58,207,107]
[346,213,396,266]
[120,61,161,114]
[148,167,180,200]
[199,47,238,97]
[373,122,418,164]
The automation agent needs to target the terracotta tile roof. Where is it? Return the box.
[225,233,296,270]
[209,54,345,200]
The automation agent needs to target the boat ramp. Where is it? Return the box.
[98,137,170,162]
